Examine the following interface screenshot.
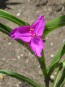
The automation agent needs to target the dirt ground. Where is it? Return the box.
[0,0,65,87]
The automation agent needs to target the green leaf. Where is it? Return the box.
[62,60,65,68]
[0,23,12,33]
[56,68,65,87]
[0,70,43,87]
[53,65,63,87]
[45,15,65,36]
[1,9,65,37]
[0,23,12,36]
[0,28,9,35]
[0,9,29,26]
[48,43,65,76]
[60,79,65,87]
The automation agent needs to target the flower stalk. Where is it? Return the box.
[38,51,49,87]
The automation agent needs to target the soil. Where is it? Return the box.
[0,0,65,87]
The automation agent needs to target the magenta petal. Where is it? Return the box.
[31,16,46,36]
[10,26,31,42]
[30,37,44,57]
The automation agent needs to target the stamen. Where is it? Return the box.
[30,28,34,30]
[30,31,32,33]
[30,28,34,33]
[30,28,37,37]
[30,34,32,35]
[33,34,36,36]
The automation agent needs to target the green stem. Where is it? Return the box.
[53,65,62,87]
[38,51,49,87]
[56,68,65,87]
[0,70,43,87]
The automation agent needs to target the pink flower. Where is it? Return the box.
[10,16,46,57]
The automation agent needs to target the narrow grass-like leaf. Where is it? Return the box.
[0,9,29,26]
[0,28,9,35]
[53,65,63,87]
[0,70,43,87]
[0,23,12,32]
[1,10,65,37]
[56,68,65,87]
[60,79,65,87]
[45,15,65,36]
[63,60,65,67]
[48,43,65,75]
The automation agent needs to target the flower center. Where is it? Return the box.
[30,28,37,37]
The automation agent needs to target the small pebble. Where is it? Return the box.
[20,54,24,57]
[50,42,53,46]
[50,75,55,80]
[51,54,54,58]
[17,13,20,16]
[28,0,30,2]
[0,74,5,79]
[8,42,11,45]
[16,84,19,87]
[17,55,20,59]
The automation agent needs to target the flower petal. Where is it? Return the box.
[31,16,46,36]
[10,26,31,42]
[30,37,44,57]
